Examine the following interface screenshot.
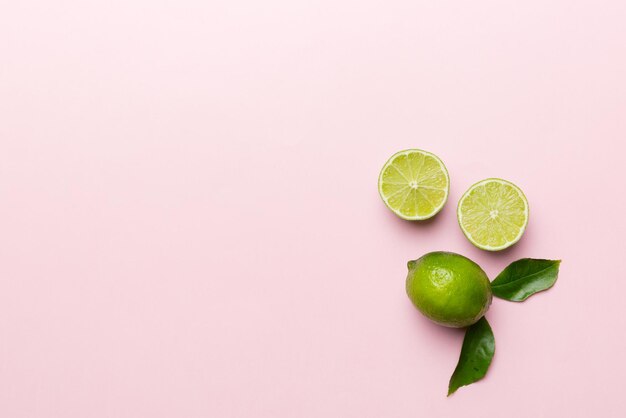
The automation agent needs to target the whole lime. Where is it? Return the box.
[406,251,492,327]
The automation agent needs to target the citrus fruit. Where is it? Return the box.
[406,252,492,328]
[457,178,529,251]
[378,149,450,220]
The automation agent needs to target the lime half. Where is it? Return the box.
[457,178,529,251]
[378,149,450,220]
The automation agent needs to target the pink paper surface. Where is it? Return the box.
[1,1,625,417]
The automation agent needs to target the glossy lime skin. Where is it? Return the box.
[406,252,492,328]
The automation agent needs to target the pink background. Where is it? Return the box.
[1,1,626,417]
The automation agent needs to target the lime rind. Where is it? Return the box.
[457,178,529,251]
[378,149,450,220]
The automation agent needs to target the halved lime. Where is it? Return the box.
[457,178,529,251]
[378,149,450,220]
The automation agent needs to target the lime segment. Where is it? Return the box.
[378,149,450,220]
[457,178,529,251]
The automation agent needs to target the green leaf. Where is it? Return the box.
[448,316,495,396]
[491,259,561,302]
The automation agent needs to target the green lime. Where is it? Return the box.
[406,252,492,328]
[457,178,529,251]
[378,149,450,220]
